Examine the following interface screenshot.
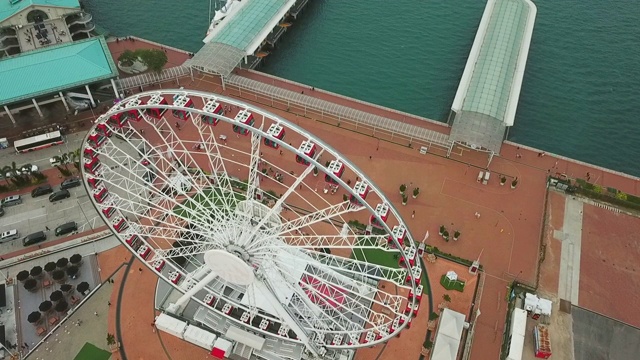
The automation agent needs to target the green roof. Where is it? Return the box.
[461,0,533,124]
[211,0,287,51]
[0,37,118,106]
[0,0,80,23]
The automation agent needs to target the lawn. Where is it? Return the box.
[351,236,401,269]
[74,343,111,360]
[440,274,466,292]
[173,187,246,218]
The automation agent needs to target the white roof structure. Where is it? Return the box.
[155,313,187,339]
[524,292,552,316]
[445,271,458,281]
[431,309,466,360]
[226,325,266,350]
[507,308,527,360]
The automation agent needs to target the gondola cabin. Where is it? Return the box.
[87,129,106,148]
[96,123,112,137]
[264,123,285,149]
[101,204,116,218]
[153,259,165,272]
[137,245,151,259]
[370,203,390,228]
[399,246,417,267]
[125,233,141,248]
[83,147,97,159]
[406,266,422,285]
[324,160,345,184]
[295,141,316,165]
[204,293,216,306]
[408,284,423,301]
[201,99,224,125]
[172,94,194,120]
[232,110,254,136]
[112,217,129,233]
[349,181,370,205]
[388,224,407,248]
[124,98,144,121]
[145,94,168,119]
[87,175,102,189]
[92,185,109,204]
[83,156,102,175]
[108,104,129,128]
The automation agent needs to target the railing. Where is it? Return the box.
[70,22,95,36]
[66,12,93,27]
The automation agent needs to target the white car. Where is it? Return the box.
[50,157,61,166]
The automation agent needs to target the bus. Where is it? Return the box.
[14,131,64,153]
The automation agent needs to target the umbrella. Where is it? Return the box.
[70,254,82,265]
[44,261,57,273]
[66,266,79,278]
[60,284,73,293]
[17,270,30,282]
[30,266,43,278]
[56,257,69,268]
[77,282,90,294]
[39,301,53,312]
[27,311,41,324]
[50,290,63,302]
[52,270,65,282]
[54,300,68,313]
[24,278,38,292]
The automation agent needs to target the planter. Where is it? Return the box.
[24,278,38,292]
[44,262,57,273]
[52,269,66,284]
[56,257,69,269]
[30,266,44,279]
[117,59,148,74]
[70,254,83,266]
[17,270,30,283]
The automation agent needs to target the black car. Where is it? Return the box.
[31,184,53,198]
[60,177,82,190]
[49,189,71,202]
[23,231,47,246]
[55,221,78,236]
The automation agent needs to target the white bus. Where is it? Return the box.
[14,131,64,153]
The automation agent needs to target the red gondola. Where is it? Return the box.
[324,160,345,184]
[399,246,417,267]
[201,99,224,125]
[87,129,106,148]
[83,147,97,159]
[96,123,112,137]
[92,185,108,204]
[112,217,128,233]
[172,94,194,120]
[264,123,285,149]
[124,98,144,121]
[153,259,165,272]
[388,225,407,248]
[145,94,168,119]
[83,157,102,175]
[204,293,216,306]
[87,175,102,189]
[370,203,390,228]
[169,271,182,285]
[408,284,424,301]
[349,181,370,205]
[295,141,316,165]
[405,265,422,285]
[125,233,140,248]
[137,245,151,259]
[101,204,116,218]
[232,110,254,136]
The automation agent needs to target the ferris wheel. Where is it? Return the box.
[80,90,424,357]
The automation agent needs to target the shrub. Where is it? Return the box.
[399,184,407,193]
[429,312,439,321]
[616,192,628,201]
[593,185,603,194]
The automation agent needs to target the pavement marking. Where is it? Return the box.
[557,197,583,305]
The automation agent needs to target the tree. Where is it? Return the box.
[137,49,168,73]
[107,333,116,346]
[118,50,138,67]
[443,294,451,302]
[429,312,439,321]
[399,184,407,194]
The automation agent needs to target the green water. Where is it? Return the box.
[85,0,640,176]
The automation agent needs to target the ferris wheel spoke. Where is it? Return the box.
[244,128,263,209]
[278,234,390,249]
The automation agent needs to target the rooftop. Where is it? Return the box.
[449,0,537,153]
[0,36,118,106]
[0,0,80,23]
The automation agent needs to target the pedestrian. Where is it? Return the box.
[45,226,50,231]
[110,278,115,284]
[94,311,98,317]
[411,210,415,219]
[279,150,283,155]
[139,267,143,273]
[369,156,372,160]
[175,122,180,130]
[108,301,111,306]
[24,343,28,349]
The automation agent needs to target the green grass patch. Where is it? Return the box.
[174,187,246,218]
[440,274,466,292]
[351,237,400,269]
[74,343,111,360]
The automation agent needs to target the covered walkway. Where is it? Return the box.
[449,0,537,154]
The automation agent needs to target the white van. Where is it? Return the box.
[0,229,19,243]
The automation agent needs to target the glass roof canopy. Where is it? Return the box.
[186,0,291,77]
[450,0,537,153]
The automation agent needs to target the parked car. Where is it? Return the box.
[50,157,62,167]
[49,189,71,202]
[60,177,82,190]
[55,221,78,236]
[31,184,53,197]
[23,231,47,246]
[1,195,22,206]
[0,229,19,243]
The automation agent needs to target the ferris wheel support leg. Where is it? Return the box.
[166,270,218,316]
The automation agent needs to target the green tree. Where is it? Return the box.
[443,294,451,302]
[118,50,138,67]
[137,49,168,73]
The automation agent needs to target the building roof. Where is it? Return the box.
[186,0,296,77]
[0,36,118,106]
[432,308,466,360]
[0,0,80,23]
[449,0,537,153]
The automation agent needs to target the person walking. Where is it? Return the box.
[411,210,415,219]
[45,226,50,231]
[94,311,98,317]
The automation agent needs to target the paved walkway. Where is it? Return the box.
[556,197,583,304]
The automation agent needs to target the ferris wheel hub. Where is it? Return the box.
[204,249,255,286]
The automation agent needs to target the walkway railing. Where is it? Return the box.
[115,66,193,91]
[224,74,454,152]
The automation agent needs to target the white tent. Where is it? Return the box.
[431,308,466,360]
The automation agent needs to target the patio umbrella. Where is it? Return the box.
[54,300,68,313]
[23,278,38,292]
[56,257,69,268]
[44,261,57,273]
[52,269,66,283]
[27,311,41,324]
[39,301,53,312]
[50,290,63,302]
[66,266,79,278]
[69,254,82,265]
[17,270,30,283]
[60,284,73,293]
[30,265,43,278]
[77,282,90,295]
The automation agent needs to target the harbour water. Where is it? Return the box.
[84,0,640,176]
